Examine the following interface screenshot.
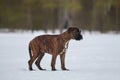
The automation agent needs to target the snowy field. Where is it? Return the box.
[0,30,120,80]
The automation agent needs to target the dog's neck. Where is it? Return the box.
[60,31,71,42]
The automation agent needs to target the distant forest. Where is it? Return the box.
[0,0,120,32]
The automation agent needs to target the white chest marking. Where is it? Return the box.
[59,41,69,54]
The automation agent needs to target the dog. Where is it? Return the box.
[28,27,83,71]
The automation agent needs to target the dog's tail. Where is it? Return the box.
[28,44,32,58]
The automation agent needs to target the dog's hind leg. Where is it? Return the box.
[28,54,38,71]
[35,52,45,70]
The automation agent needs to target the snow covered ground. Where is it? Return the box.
[0,31,120,80]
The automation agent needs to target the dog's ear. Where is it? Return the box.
[68,27,74,33]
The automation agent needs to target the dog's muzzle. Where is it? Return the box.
[75,34,83,40]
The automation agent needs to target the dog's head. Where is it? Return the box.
[68,27,83,40]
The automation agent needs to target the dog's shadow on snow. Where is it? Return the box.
[20,68,72,72]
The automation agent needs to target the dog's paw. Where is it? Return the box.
[62,68,69,71]
[52,69,57,71]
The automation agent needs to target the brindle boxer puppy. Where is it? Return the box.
[28,27,83,71]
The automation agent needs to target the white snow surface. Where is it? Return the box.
[0,31,120,80]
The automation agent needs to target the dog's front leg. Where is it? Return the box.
[51,54,57,71]
[60,52,69,71]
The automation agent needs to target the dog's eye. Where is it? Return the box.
[75,32,80,35]
[79,30,81,33]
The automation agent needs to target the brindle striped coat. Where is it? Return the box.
[28,27,83,71]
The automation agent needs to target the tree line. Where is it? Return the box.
[0,0,120,32]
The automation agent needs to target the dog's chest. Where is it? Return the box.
[59,41,69,54]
